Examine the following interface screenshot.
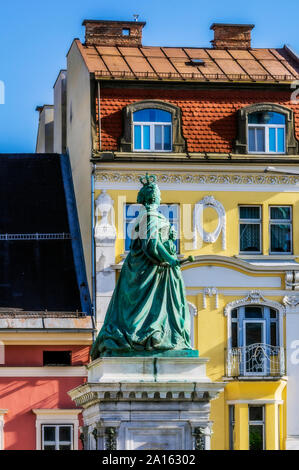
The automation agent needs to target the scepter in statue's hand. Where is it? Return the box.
[179,255,195,265]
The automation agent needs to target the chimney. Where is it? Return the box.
[82,19,146,47]
[210,23,254,50]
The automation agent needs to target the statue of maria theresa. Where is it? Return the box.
[91,174,195,358]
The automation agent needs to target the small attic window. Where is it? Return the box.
[122,28,130,36]
[188,59,205,66]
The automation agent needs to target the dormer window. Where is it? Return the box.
[133,108,172,151]
[248,111,285,154]
[234,103,299,155]
[120,100,186,153]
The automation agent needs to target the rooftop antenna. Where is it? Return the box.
[133,14,139,22]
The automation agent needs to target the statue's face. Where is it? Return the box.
[154,191,161,206]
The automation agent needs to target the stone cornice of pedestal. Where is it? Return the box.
[85,356,211,383]
[68,381,225,408]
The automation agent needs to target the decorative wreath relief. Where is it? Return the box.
[193,196,226,249]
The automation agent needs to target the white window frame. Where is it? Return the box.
[239,205,262,255]
[32,409,82,451]
[248,405,265,450]
[42,424,73,450]
[243,319,266,376]
[133,121,172,152]
[0,410,8,450]
[269,205,292,255]
[248,122,286,154]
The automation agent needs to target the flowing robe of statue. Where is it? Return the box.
[91,177,192,359]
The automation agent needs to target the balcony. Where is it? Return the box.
[226,343,285,378]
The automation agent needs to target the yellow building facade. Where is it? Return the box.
[93,161,299,450]
[52,19,299,450]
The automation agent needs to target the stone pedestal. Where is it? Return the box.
[69,357,224,450]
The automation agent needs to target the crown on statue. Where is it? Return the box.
[139,173,157,186]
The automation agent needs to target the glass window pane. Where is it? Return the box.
[59,426,71,442]
[277,128,285,152]
[270,308,277,319]
[268,112,285,125]
[270,207,291,220]
[44,445,56,450]
[248,111,285,125]
[248,128,255,151]
[231,322,238,348]
[248,112,264,124]
[59,445,71,450]
[245,306,263,318]
[143,125,150,150]
[256,128,265,152]
[269,127,276,152]
[249,425,264,450]
[240,224,260,252]
[271,322,277,346]
[249,406,264,421]
[154,125,162,150]
[240,207,260,219]
[133,109,171,122]
[231,309,238,318]
[44,426,55,441]
[245,323,263,345]
[164,125,171,150]
[134,125,141,150]
[270,224,291,252]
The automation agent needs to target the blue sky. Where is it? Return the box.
[0,0,298,153]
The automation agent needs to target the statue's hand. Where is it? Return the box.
[160,258,180,269]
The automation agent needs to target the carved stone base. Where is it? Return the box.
[69,357,225,450]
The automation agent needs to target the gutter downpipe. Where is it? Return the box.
[91,163,96,340]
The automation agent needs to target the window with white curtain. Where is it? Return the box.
[239,206,262,254]
[248,111,285,154]
[133,108,172,151]
[269,206,292,254]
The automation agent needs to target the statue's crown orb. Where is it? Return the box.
[139,173,157,186]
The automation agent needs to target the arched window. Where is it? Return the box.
[225,292,285,377]
[248,111,285,154]
[133,108,172,151]
[119,100,186,153]
[234,103,299,155]
[230,304,282,376]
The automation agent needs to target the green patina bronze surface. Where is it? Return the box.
[91,174,197,359]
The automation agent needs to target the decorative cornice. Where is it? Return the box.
[95,171,299,186]
[224,290,285,317]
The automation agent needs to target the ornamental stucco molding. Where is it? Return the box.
[194,196,226,249]
[95,171,299,186]
[283,295,299,311]
[224,290,285,317]
[202,288,219,309]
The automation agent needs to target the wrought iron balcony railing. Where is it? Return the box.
[226,343,285,377]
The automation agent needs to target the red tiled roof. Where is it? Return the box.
[98,88,299,153]
[75,40,299,83]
